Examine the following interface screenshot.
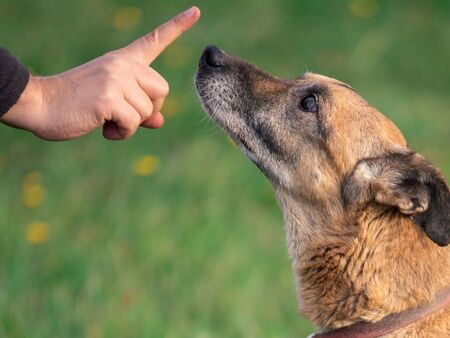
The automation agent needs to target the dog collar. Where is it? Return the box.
[308,287,450,338]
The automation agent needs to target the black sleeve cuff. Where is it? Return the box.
[0,48,30,117]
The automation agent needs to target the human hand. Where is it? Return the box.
[1,6,201,140]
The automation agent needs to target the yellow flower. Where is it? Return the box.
[23,171,42,188]
[113,6,142,31]
[349,0,379,18]
[133,156,160,176]
[23,185,46,208]
[163,44,193,69]
[25,222,49,244]
[22,171,46,208]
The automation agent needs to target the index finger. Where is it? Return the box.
[124,6,201,64]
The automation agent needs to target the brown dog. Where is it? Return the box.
[196,46,450,337]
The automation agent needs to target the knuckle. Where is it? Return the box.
[103,52,124,68]
[142,102,154,119]
[129,112,142,127]
[121,116,139,134]
[152,97,164,111]
[99,86,117,104]
[173,16,184,29]
[159,79,170,97]
[100,69,119,86]
[101,54,131,80]
[144,30,159,46]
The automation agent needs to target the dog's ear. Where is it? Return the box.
[343,151,450,246]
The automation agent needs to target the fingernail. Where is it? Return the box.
[184,6,197,18]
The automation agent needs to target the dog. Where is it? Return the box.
[195,45,450,337]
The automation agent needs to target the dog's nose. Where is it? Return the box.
[199,45,225,68]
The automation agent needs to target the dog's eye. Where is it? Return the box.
[299,95,318,113]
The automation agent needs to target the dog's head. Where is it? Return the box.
[195,45,449,246]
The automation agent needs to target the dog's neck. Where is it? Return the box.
[276,190,450,330]
[310,287,450,338]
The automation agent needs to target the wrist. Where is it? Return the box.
[1,75,46,133]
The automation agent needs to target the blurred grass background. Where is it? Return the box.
[0,0,449,337]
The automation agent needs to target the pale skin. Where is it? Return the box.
[0,6,201,141]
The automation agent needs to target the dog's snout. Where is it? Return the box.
[199,45,226,68]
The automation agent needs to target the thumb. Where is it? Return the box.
[123,6,201,65]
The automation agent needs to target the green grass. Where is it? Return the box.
[0,1,449,337]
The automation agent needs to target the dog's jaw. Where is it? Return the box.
[196,68,295,189]
[195,73,263,167]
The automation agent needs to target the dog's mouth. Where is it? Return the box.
[195,46,294,188]
[195,46,254,153]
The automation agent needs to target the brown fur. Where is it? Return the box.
[196,46,450,336]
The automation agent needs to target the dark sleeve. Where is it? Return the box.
[0,48,30,117]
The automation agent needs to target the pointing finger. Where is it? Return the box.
[124,6,201,64]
